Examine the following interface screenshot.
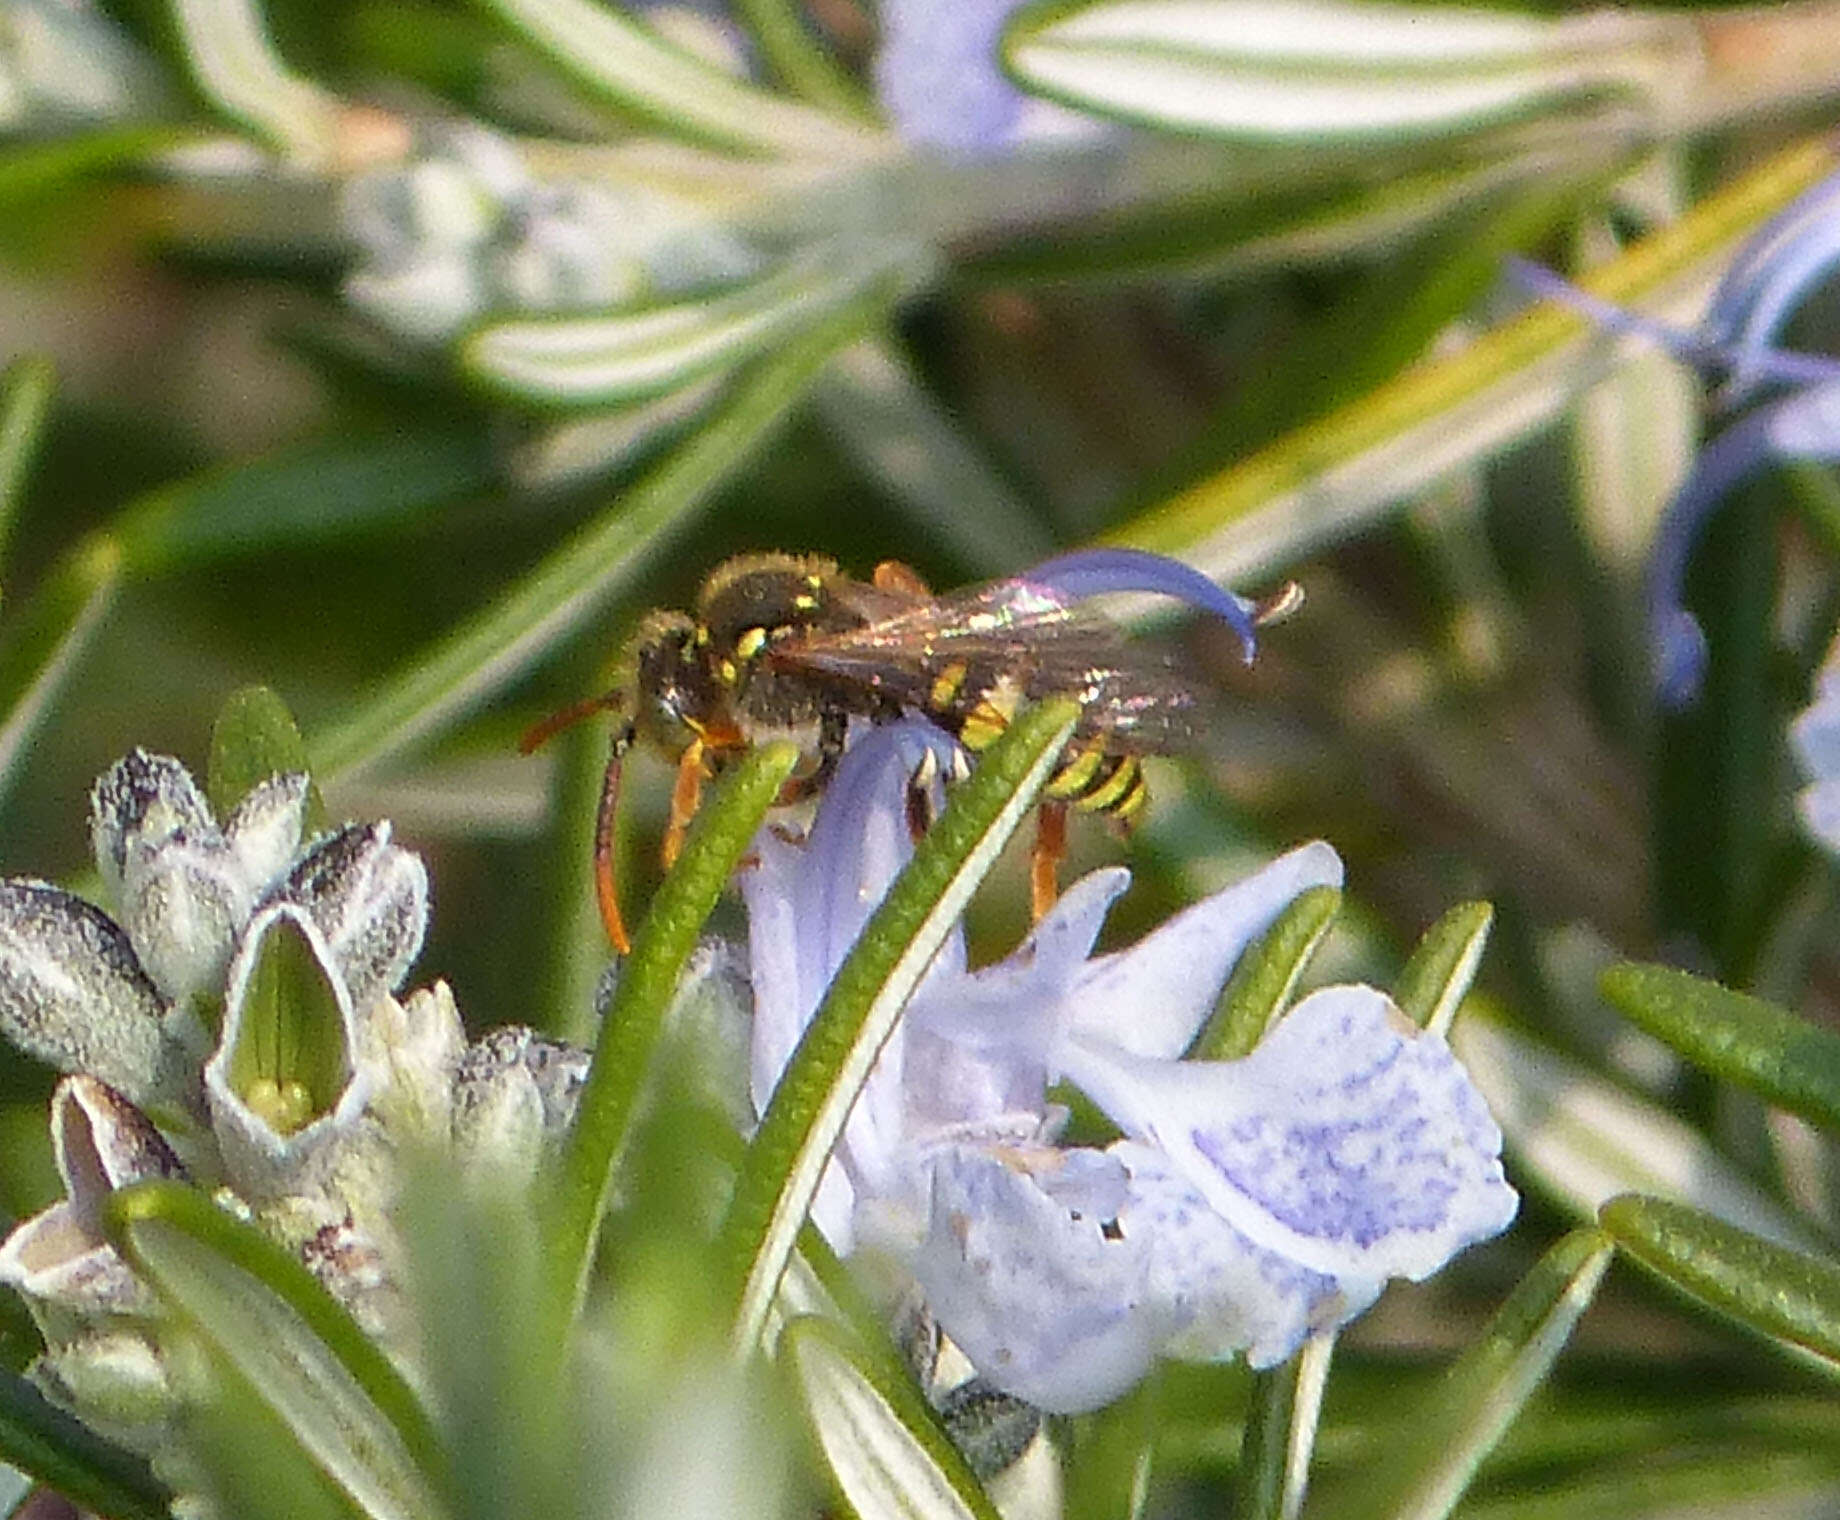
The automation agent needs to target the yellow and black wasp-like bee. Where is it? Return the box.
[524,548,1295,953]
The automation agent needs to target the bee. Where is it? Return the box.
[524,549,1296,953]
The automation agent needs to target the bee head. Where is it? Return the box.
[628,609,716,747]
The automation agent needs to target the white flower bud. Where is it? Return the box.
[450,1026,587,1178]
[222,771,310,898]
[118,835,251,1011]
[89,750,219,910]
[276,822,429,1012]
[0,880,171,1107]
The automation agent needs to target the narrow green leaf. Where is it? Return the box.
[551,741,799,1316]
[470,0,876,158]
[167,0,350,165]
[1003,1,1690,141]
[308,300,879,781]
[1395,901,1493,1037]
[0,357,54,574]
[107,1180,446,1517]
[113,427,496,574]
[812,336,1056,574]
[1601,1193,1840,1365]
[465,248,914,407]
[1195,885,1341,1060]
[1451,1006,1816,1250]
[1601,962,1840,1135]
[1320,1229,1614,1520]
[208,685,325,830]
[0,533,121,810]
[1451,1451,1840,1520]
[782,1317,1004,1520]
[0,126,202,206]
[729,0,876,119]
[1235,1333,1334,1520]
[0,1367,169,1520]
[723,699,1080,1355]
[1105,137,1838,583]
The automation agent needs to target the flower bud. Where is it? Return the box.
[222,770,311,898]
[450,1026,588,1178]
[276,823,429,1012]
[0,880,170,1107]
[90,750,219,909]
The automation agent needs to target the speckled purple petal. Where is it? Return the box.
[1020,548,1261,663]
[1057,840,1343,1062]
[1058,984,1517,1282]
[1650,380,1840,706]
[1114,1141,1380,1370]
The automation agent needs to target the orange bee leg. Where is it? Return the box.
[872,560,933,598]
[592,726,636,956]
[661,738,708,871]
[1030,800,1069,923]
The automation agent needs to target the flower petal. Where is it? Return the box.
[1650,379,1840,706]
[904,1141,1173,1413]
[1019,547,1261,662]
[1058,984,1517,1281]
[1057,840,1343,1061]
[1114,1141,1379,1370]
[873,0,1032,155]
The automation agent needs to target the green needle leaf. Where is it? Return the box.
[1002,1,1691,142]
[722,699,1080,1356]
[1396,901,1493,1036]
[782,1316,1004,1520]
[307,300,880,781]
[1235,1333,1334,1520]
[0,533,121,812]
[1600,963,1840,1135]
[167,0,352,165]
[0,1367,169,1520]
[551,740,799,1316]
[470,0,877,158]
[107,1181,447,1520]
[0,356,53,574]
[1321,1229,1614,1520]
[208,685,325,832]
[1196,884,1340,1060]
[1600,1193,1840,1365]
[465,248,915,407]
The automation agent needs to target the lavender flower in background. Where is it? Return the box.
[872,0,1102,156]
[1512,170,1840,707]
[745,720,1517,1412]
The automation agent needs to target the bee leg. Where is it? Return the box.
[774,708,847,806]
[662,738,707,871]
[593,723,637,956]
[1030,801,1069,922]
[904,747,943,843]
[872,560,933,598]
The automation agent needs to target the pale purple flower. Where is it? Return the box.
[1511,171,1840,706]
[873,0,1103,156]
[745,719,1517,1412]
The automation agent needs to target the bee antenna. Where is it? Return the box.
[594,723,637,956]
[519,691,626,755]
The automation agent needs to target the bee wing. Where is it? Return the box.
[771,579,1211,753]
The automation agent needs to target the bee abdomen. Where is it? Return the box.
[1044,746,1148,819]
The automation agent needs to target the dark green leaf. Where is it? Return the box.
[1395,901,1493,1035]
[208,685,324,831]
[0,356,54,574]
[722,699,1080,1354]
[0,1366,168,1520]
[550,741,799,1316]
[1196,885,1340,1060]
[1600,962,1840,1134]
[107,1180,446,1507]
[1317,1229,1614,1520]
[1600,1193,1840,1364]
